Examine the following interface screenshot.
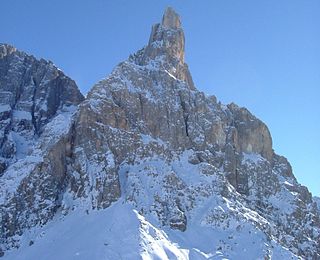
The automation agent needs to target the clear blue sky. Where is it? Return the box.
[1,0,319,196]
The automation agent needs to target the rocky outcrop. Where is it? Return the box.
[140,7,195,90]
[0,43,83,167]
[314,196,320,213]
[0,44,83,251]
[227,103,273,160]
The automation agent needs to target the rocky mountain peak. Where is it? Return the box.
[146,7,185,64]
[134,7,195,90]
[1,8,320,260]
[162,7,182,29]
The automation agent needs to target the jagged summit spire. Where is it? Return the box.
[161,7,181,29]
[137,7,195,89]
[146,7,185,64]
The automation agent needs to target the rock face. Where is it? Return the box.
[0,43,83,163]
[0,44,84,250]
[315,196,320,213]
[0,8,319,259]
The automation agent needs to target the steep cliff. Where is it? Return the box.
[0,44,84,253]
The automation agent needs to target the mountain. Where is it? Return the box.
[0,43,84,256]
[1,7,319,259]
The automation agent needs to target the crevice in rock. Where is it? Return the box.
[178,92,189,138]
[0,113,12,153]
[235,168,239,191]
[15,58,28,103]
[138,93,144,120]
[184,114,189,137]
[165,106,170,130]
[31,76,39,135]
[66,121,77,159]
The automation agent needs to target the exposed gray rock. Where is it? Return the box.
[62,8,319,258]
[0,44,83,252]
[227,103,273,161]
[0,8,319,259]
[314,196,320,213]
[0,43,83,163]
[162,7,181,29]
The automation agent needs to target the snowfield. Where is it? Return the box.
[3,199,297,260]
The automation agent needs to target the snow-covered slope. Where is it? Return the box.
[1,7,319,259]
[4,198,297,260]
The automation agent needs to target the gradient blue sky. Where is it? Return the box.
[1,0,319,196]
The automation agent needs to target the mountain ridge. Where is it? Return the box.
[0,7,319,259]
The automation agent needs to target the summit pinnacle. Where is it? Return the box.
[161,7,181,29]
[147,7,185,64]
[143,7,195,89]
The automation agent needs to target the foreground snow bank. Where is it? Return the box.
[4,199,296,260]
